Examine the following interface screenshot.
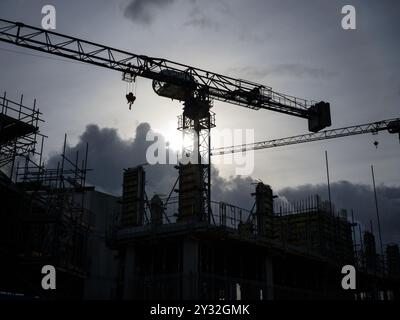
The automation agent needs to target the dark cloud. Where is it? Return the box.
[46,123,400,246]
[228,64,337,81]
[123,0,175,25]
[47,123,176,196]
[278,181,400,245]
[183,7,219,30]
[211,166,254,208]
[183,14,219,31]
[237,31,272,44]
[183,1,229,31]
[46,122,256,204]
[268,64,337,79]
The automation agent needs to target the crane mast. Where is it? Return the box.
[0,18,332,223]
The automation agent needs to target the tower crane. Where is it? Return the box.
[211,118,400,156]
[0,18,332,222]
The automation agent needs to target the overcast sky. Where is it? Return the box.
[0,1,399,243]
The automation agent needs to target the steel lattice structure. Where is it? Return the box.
[211,118,400,155]
[0,92,45,169]
[0,18,330,121]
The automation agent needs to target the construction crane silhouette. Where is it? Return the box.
[0,18,332,222]
[211,118,400,155]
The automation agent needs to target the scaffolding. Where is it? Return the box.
[14,134,91,277]
[0,92,45,174]
[0,93,91,296]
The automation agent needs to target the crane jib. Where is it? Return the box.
[0,18,331,132]
[211,118,400,156]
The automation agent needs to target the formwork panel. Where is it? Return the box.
[121,167,145,227]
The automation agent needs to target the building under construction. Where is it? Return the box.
[0,19,399,300]
[1,91,400,300]
[111,165,400,300]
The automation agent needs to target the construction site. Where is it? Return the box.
[1,18,400,300]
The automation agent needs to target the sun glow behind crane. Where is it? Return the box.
[157,121,183,152]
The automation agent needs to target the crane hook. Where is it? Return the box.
[125,75,137,110]
[126,92,136,110]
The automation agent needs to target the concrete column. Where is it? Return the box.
[182,239,199,299]
[265,257,274,300]
[123,246,135,300]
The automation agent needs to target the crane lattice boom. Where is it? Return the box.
[211,118,400,156]
[0,18,330,131]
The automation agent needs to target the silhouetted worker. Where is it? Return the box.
[126,92,136,110]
